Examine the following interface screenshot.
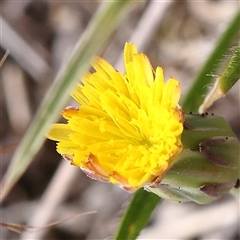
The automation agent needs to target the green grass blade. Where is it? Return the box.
[219,40,240,93]
[114,188,160,240]
[199,40,240,113]
[182,11,240,112]
[0,1,137,202]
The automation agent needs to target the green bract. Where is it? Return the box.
[147,113,239,204]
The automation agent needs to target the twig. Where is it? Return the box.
[20,159,79,239]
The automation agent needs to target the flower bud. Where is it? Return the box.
[146,113,239,204]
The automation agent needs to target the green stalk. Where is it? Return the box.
[182,11,240,112]
[0,1,138,202]
[114,189,160,240]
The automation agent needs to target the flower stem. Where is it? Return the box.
[114,189,160,240]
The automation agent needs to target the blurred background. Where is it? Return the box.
[1,1,239,239]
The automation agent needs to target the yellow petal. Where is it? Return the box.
[162,78,181,108]
[152,67,164,104]
[47,124,74,141]
[132,53,153,86]
[92,56,117,80]
[124,42,137,64]
[57,141,78,155]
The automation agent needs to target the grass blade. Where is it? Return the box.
[0,1,137,202]
[219,40,240,93]
[199,40,240,113]
[182,11,240,112]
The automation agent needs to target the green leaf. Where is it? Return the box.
[199,41,240,113]
[219,40,240,93]
[0,1,138,202]
[114,188,160,240]
[182,11,240,112]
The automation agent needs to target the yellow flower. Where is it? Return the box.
[47,43,184,192]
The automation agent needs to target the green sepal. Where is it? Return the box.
[148,149,238,204]
[182,113,236,150]
[200,182,236,199]
[163,149,238,187]
[200,136,239,169]
[148,113,239,204]
[147,184,213,204]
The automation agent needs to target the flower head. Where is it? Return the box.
[47,43,184,192]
